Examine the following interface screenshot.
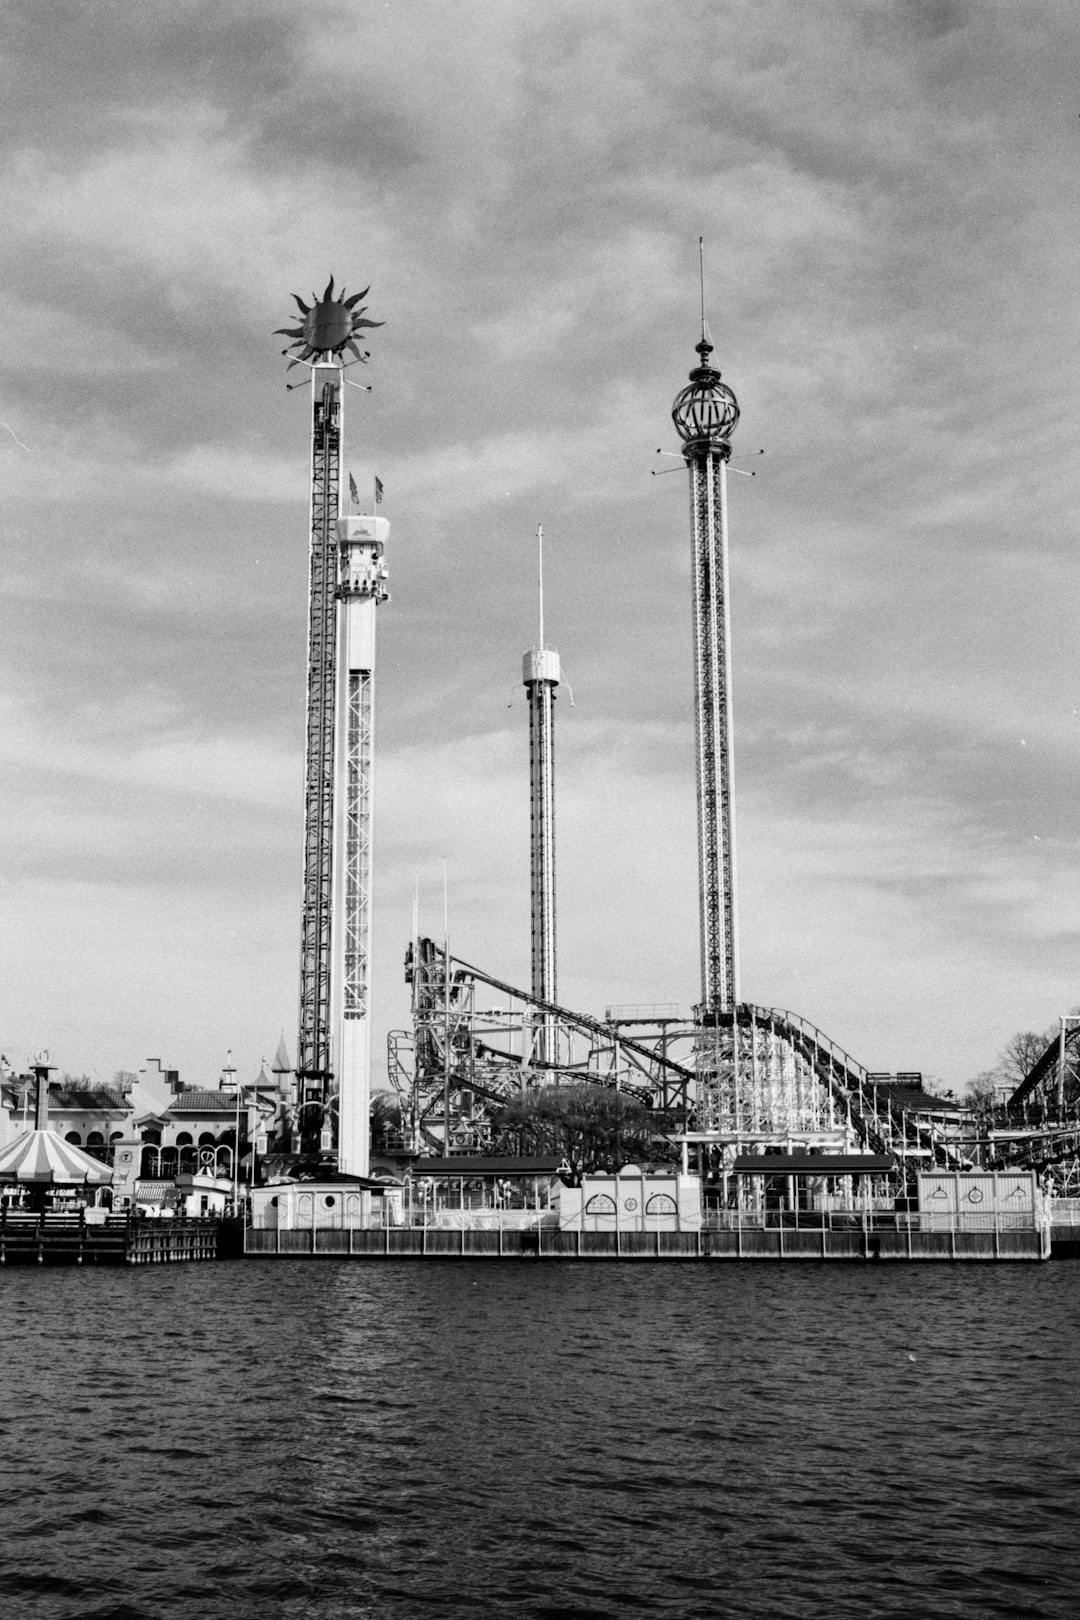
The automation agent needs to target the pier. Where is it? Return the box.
[0,1210,220,1265]
[243,1211,1050,1262]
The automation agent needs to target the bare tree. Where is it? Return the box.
[964,1014,1080,1106]
[495,1085,677,1179]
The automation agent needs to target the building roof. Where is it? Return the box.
[874,1085,968,1116]
[168,1090,240,1113]
[255,1175,387,1192]
[729,1153,897,1176]
[409,1156,565,1178]
[50,1084,127,1111]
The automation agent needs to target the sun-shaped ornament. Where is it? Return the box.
[276,276,383,370]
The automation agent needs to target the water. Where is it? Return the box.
[2,1260,1079,1619]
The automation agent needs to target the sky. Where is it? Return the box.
[1,0,1078,1093]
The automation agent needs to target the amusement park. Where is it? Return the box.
[1,271,1077,1265]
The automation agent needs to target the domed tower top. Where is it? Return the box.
[671,327,739,458]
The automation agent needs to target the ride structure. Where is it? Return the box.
[278,278,387,1175]
[672,321,741,1022]
[523,525,560,1065]
[383,281,974,1205]
[985,1018,1080,1196]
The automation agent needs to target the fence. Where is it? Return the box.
[243,1210,1047,1261]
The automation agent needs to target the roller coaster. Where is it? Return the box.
[386,938,976,1191]
[986,1021,1080,1195]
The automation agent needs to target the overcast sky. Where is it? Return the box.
[1,0,1078,1092]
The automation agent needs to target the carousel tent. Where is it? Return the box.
[0,1128,114,1187]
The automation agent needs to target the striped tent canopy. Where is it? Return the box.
[0,1128,114,1186]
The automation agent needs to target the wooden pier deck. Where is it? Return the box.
[0,1212,220,1265]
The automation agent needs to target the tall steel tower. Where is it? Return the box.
[277,278,383,1165]
[672,321,740,1020]
[522,526,559,1060]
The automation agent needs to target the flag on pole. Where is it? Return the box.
[348,472,359,509]
[374,476,384,505]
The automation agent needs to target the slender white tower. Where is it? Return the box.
[332,502,389,1176]
[522,526,559,1060]
[672,316,740,1019]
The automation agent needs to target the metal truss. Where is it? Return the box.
[297,370,341,1099]
[388,939,697,1156]
[343,670,372,1019]
[687,444,739,1018]
[985,1020,1080,1193]
[690,1006,974,1183]
[385,944,970,1184]
[527,673,557,1014]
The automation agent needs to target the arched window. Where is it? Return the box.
[585,1194,617,1216]
[87,1131,105,1146]
[198,1132,217,1147]
[109,1131,123,1143]
[65,1131,82,1146]
[646,1193,678,1215]
[160,1147,179,1176]
[140,1145,161,1177]
[175,1132,193,1147]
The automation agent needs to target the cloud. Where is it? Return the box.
[0,0,1078,1092]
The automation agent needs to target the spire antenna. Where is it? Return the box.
[537,523,545,649]
[699,235,706,342]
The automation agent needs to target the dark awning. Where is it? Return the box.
[409,1156,564,1178]
[729,1154,896,1176]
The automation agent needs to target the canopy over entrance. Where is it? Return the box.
[729,1154,896,1176]
[409,1156,565,1178]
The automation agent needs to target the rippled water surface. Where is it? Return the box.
[2,1259,1079,1618]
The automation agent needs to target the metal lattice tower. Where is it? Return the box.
[278,276,383,1160]
[522,526,560,1060]
[672,325,740,1020]
[297,361,342,1107]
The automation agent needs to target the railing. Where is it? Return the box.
[702,1206,1039,1234]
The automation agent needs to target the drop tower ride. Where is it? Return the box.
[277,278,386,1175]
[671,320,740,1021]
[522,526,560,1065]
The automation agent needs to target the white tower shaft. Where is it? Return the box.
[332,514,389,1176]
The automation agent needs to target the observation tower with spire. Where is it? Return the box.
[671,307,741,1023]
